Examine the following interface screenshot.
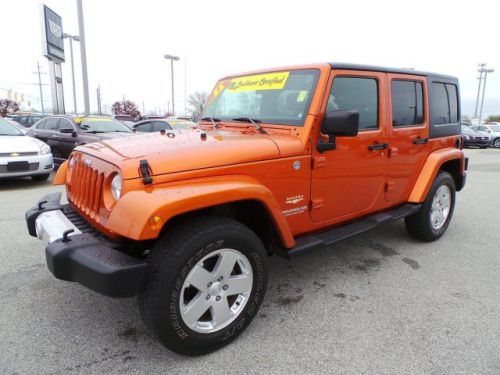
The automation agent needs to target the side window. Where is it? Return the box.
[431,83,459,125]
[44,118,60,131]
[152,121,171,131]
[137,122,152,132]
[34,119,45,129]
[391,80,424,126]
[328,77,378,130]
[58,119,74,131]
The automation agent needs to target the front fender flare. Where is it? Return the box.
[106,175,295,248]
[408,148,465,203]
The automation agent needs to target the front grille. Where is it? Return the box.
[0,162,39,173]
[0,152,38,157]
[474,136,489,141]
[68,158,104,219]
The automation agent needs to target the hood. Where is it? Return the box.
[78,129,303,179]
[0,135,44,153]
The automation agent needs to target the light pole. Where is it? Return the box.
[478,67,494,125]
[474,63,486,119]
[76,0,90,115]
[164,54,179,115]
[63,33,80,114]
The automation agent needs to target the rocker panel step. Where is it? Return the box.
[276,203,421,259]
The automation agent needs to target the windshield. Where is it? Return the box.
[79,118,132,133]
[0,118,23,136]
[461,126,474,133]
[203,69,320,126]
[489,125,500,132]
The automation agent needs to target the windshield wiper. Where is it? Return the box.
[82,130,106,134]
[200,116,222,129]
[232,117,267,134]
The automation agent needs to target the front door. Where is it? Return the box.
[385,74,429,202]
[310,70,389,224]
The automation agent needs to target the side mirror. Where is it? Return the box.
[60,128,77,137]
[317,110,359,152]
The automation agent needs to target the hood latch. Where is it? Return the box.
[139,159,153,185]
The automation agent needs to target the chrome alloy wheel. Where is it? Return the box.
[430,185,451,230]
[180,249,253,334]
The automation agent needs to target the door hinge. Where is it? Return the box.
[311,198,324,210]
[385,181,395,192]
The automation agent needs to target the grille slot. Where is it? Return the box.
[68,159,104,220]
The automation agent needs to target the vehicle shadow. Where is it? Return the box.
[46,220,417,369]
[0,173,54,191]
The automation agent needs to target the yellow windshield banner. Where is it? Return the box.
[228,72,290,92]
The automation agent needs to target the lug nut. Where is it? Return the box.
[207,282,212,288]
[216,296,221,301]
[223,285,229,290]
[206,294,211,300]
[218,276,223,281]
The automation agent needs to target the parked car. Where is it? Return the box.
[11,114,46,128]
[4,117,28,134]
[0,117,53,181]
[27,62,467,356]
[27,115,133,165]
[132,119,173,133]
[461,125,490,148]
[471,124,500,148]
[166,116,197,129]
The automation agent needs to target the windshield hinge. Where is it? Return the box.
[139,159,153,185]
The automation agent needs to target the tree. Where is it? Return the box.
[111,100,141,119]
[486,115,500,123]
[0,99,19,117]
[187,91,209,120]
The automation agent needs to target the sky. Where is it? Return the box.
[1,0,500,117]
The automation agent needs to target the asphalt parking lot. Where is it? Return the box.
[1,148,499,374]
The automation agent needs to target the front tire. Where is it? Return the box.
[138,216,268,356]
[405,171,456,242]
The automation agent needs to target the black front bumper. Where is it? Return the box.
[25,193,148,298]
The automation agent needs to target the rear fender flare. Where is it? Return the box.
[408,148,465,203]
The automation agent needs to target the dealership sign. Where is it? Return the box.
[41,5,65,62]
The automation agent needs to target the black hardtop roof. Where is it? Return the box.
[329,62,457,81]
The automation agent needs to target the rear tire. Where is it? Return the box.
[405,171,456,242]
[31,173,50,181]
[138,216,268,356]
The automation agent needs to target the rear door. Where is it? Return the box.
[385,74,429,202]
[310,70,389,223]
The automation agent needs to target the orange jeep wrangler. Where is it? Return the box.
[26,63,467,356]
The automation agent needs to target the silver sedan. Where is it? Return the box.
[0,117,53,181]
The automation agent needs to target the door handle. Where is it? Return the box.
[413,137,429,145]
[52,134,59,138]
[368,142,389,150]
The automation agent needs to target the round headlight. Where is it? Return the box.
[111,173,122,201]
[39,143,51,155]
[68,156,75,170]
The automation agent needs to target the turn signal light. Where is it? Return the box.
[149,215,162,230]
